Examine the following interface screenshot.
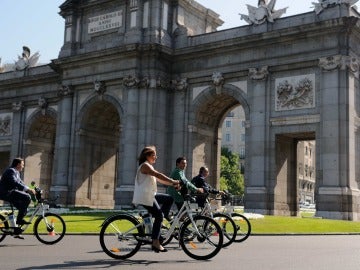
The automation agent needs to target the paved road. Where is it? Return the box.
[1,234,360,270]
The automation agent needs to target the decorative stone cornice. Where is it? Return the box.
[319,55,359,74]
[57,84,73,97]
[248,66,269,80]
[139,77,150,89]
[12,101,23,112]
[344,56,359,74]
[129,0,138,11]
[212,71,224,94]
[319,55,342,71]
[171,77,188,91]
[123,75,140,88]
[156,77,170,89]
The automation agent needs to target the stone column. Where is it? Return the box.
[115,76,141,205]
[317,55,360,220]
[50,85,73,200]
[10,102,25,159]
[245,66,269,213]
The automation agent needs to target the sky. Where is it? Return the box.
[0,0,358,65]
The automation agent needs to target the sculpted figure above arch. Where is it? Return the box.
[240,0,288,25]
[312,0,359,15]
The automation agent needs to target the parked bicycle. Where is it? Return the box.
[99,194,223,260]
[0,187,66,245]
[218,191,251,242]
[197,193,237,247]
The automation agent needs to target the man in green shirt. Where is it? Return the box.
[167,157,203,210]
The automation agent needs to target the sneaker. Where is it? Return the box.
[17,219,31,226]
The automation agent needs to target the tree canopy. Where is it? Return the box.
[220,147,244,196]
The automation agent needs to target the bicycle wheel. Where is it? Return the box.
[33,213,66,245]
[0,214,9,242]
[179,215,223,260]
[99,214,143,259]
[213,213,237,247]
[231,213,251,242]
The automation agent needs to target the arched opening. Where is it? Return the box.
[24,111,57,197]
[191,85,249,202]
[297,140,316,211]
[75,100,120,209]
[220,105,246,204]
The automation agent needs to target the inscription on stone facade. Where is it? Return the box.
[88,10,123,34]
[275,74,315,111]
[0,113,12,136]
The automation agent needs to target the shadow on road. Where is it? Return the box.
[17,257,204,270]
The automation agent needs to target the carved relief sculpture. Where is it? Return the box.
[275,75,315,111]
[123,75,140,88]
[0,114,11,136]
[156,76,170,89]
[139,77,150,88]
[319,55,359,74]
[12,101,23,112]
[212,71,224,94]
[318,55,343,71]
[171,77,188,91]
[38,97,48,115]
[345,56,360,73]
[312,0,359,15]
[15,46,40,71]
[94,80,106,96]
[58,84,73,97]
[240,0,288,25]
[249,66,269,80]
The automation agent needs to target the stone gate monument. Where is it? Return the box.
[0,0,359,220]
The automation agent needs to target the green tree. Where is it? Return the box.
[220,147,244,195]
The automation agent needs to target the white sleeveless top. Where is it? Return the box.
[132,161,157,206]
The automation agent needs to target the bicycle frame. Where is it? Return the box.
[0,201,49,231]
[127,199,202,243]
[161,199,201,241]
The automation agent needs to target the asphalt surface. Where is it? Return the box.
[0,234,360,270]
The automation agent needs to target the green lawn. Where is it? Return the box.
[250,215,360,234]
[41,210,360,234]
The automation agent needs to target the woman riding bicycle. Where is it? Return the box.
[132,146,180,253]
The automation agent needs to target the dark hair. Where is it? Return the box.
[175,157,186,165]
[138,146,156,165]
[10,157,24,168]
[199,166,208,175]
